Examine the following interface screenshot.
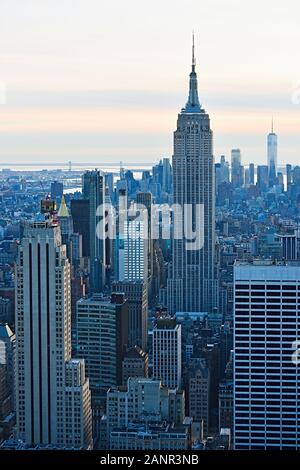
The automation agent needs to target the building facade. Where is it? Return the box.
[76,293,128,404]
[153,317,182,389]
[15,219,92,448]
[82,170,106,292]
[234,261,300,449]
[168,37,217,314]
[267,122,277,186]
[112,280,148,350]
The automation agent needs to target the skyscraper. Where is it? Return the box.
[136,191,153,287]
[168,35,217,314]
[15,219,92,448]
[83,170,106,292]
[215,155,230,187]
[234,260,300,450]
[118,210,148,283]
[112,280,148,350]
[286,164,292,190]
[231,149,244,188]
[267,120,277,186]
[153,316,182,389]
[71,199,90,257]
[257,165,269,192]
[162,157,172,194]
[249,163,255,185]
[76,292,128,404]
[50,181,63,201]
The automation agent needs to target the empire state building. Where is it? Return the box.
[168,36,217,314]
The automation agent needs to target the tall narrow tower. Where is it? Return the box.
[15,218,92,448]
[83,170,106,292]
[267,119,277,186]
[168,35,217,314]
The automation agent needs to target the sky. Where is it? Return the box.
[0,0,300,166]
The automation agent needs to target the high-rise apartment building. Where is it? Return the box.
[15,219,92,448]
[168,36,217,314]
[234,260,300,449]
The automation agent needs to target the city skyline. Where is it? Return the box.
[1,0,300,164]
[1,2,300,455]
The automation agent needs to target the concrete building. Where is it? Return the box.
[122,346,148,385]
[118,210,148,283]
[76,293,128,404]
[112,280,148,350]
[106,377,186,449]
[168,36,217,314]
[219,380,233,433]
[15,219,92,448]
[82,170,106,292]
[109,423,188,450]
[153,317,182,389]
[187,358,210,435]
[64,359,93,449]
[234,260,300,449]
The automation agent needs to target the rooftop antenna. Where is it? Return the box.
[192,31,196,71]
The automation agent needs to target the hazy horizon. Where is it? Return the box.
[1,0,300,165]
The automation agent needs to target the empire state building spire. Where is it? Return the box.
[184,33,202,113]
[169,34,217,315]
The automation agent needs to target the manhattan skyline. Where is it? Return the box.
[0,0,300,164]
